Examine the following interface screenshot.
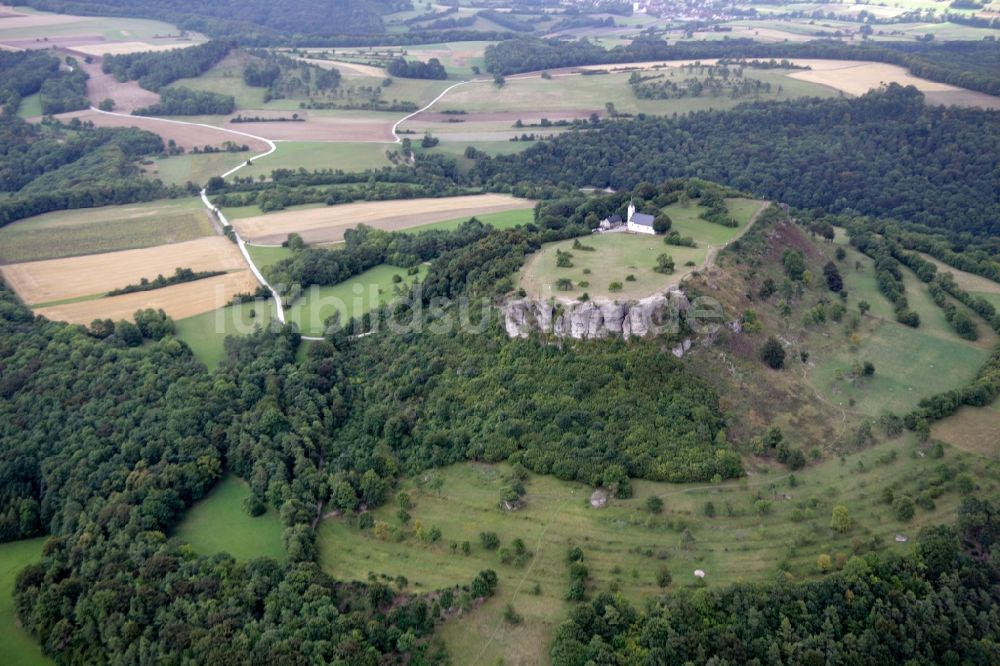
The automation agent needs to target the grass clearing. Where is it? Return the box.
[318,433,999,664]
[284,263,428,337]
[149,152,254,187]
[167,52,267,110]
[16,93,42,119]
[931,397,1000,458]
[810,319,989,416]
[174,299,277,369]
[0,537,48,666]
[404,208,534,233]
[429,67,835,119]
[0,198,213,263]
[173,475,284,562]
[235,142,392,180]
[429,140,538,157]
[916,252,1000,297]
[520,232,704,300]
[315,41,491,78]
[220,202,327,221]
[246,244,295,272]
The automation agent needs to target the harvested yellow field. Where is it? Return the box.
[233,194,534,244]
[787,60,960,95]
[788,60,1000,108]
[73,41,194,56]
[298,58,387,78]
[1,236,247,304]
[575,59,1000,108]
[35,270,259,324]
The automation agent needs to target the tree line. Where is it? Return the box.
[386,57,448,80]
[102,38,233,91]
[0,114,187,227]
[134,87,235,115]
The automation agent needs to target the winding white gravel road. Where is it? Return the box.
[91,78,477,340]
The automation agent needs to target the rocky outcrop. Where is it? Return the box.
[503,290,689,339]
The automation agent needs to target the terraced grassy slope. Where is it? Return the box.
[317,435,997,664]
[807,234,995,417]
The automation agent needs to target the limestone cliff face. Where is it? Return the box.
[503,291,689,340]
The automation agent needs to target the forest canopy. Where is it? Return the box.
[473,85,1000,238]
[0,114,182,227]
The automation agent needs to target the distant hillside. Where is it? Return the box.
[16,0,405,39]
[473,86,1000,238]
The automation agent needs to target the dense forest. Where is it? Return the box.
[0,49,88,115]
[0,50,57,106]
[102,38,233,91]
[484,36,1000,96]
[37,63,89,115]
[386,57,448,80]
[473,85,1000,238]
[0,113,183,226]
[550,497,1000,664]
[335,327,741,486]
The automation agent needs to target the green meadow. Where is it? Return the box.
[235,142,392,180]
[0,537,49,665]
[0,198,212,263]
[173,475,284,562]
[406,208,534,233]
[16,93,42,119]
[166,52,267,110]
[148,152,253,187]
[439,67,836,117]
[284,263,428,337]
[174,300,277,369]
[246,244,295,271]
